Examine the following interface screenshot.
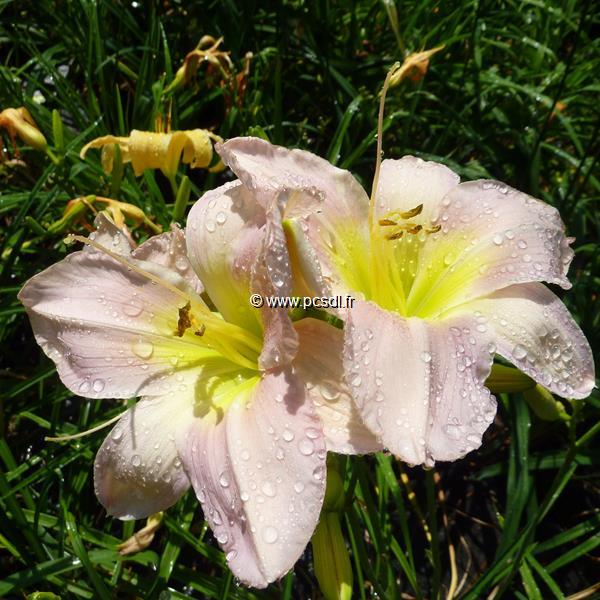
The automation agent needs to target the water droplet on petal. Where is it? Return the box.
[123,297,144,317]
[513,344,528,360]
[92,378,105,393]
[261,481,276,497]
[312,466,325,481]
[305,427,320,439]
[131,454,142,467]
[226,549,237,561]
[216,532,229,544]
[298,439,314,456]
[132,339,154,359]
[262,526,278,544]
[175,256,189,272]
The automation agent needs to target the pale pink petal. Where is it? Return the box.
[187,181,299,369]
[18,246,213,398]
[375,156,460,221]
[218,137,367,220]
[94,396,192,519]
[293,318,382,454]
[219,137,370,303]
[408,180,574,317]
[186,181,264,335]
[87,213,136,256]
[344,301,496,465]
[251,207,298,369]
[456,283,594,399]
[177,368,326,588]
[133,224,203,294]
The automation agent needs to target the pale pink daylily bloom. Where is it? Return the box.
[216,137,595,466]
[19,203,377,585]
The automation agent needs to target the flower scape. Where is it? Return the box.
[18,131,594,586]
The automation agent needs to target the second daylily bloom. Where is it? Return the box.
[19,160,376,585]
[215,136,595,466]
[80,128,222,178]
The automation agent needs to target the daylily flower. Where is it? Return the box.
[0,106,47,152]
[80,128,223,178]
[215,136,595,466]
[19,170,377,584]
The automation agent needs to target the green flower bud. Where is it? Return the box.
[312,512,353,600]
[524,384,569,421]
[486,363,536,394]
[311,456,353,600]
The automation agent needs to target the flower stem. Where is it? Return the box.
[172,174,191,223]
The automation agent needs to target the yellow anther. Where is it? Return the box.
[380,205,440,243]
[399,204,423,219]
[176,301,207,338]
[386,230,404,241]
[176,301,193,337]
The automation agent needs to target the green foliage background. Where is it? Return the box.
[0,0,598,598]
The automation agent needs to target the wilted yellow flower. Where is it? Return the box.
[166,35,233,92]
[48,195,161,235]
[0,107,47,151]
[389,46,444,86]
[80,129,223,178]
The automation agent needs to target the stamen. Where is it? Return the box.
[380,207,439,242]
[386,231,404,241]
[175,301,207,338]
[175,301,193,337]
[399,204,423,219]
[45,411,124,442]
